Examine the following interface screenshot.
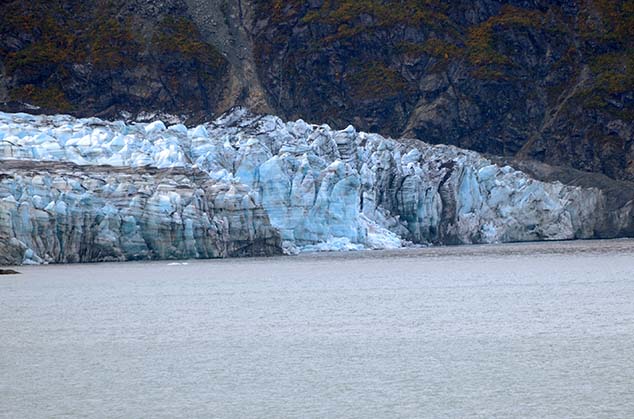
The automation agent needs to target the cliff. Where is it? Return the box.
[252,0,633,181]
[2,109,630,265]
[0,0,229,122]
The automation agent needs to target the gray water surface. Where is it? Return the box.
[2,240,634,418]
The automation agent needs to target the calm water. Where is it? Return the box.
[1,240,634,418]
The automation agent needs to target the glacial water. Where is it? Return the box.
[1,239,634,418]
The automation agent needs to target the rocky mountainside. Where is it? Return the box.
[1,0,632,182]
[253,0,633,181]
[0,0,230,122]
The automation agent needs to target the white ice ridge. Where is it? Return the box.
[0,108,602,264]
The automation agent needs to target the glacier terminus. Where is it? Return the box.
[0,108,623,265]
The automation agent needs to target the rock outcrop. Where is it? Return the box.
[0,0,229,122]
[252,0,634,181]
[1,109,621,265]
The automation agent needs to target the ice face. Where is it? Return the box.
[0,109,603,265]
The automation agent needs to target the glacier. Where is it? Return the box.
[0,108,606,265]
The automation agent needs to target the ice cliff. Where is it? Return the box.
[0,109,604,265]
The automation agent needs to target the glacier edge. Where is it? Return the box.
[0,109,608,265]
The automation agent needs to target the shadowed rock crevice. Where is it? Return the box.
[183,0,272,114]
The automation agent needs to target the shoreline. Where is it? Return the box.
[6,237,634,271]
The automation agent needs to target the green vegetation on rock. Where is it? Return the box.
[347,62,411,101]
[253,0,634,180]
[0,0,228,117]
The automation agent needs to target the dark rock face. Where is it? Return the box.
[0,0,229,122]
[252,0,634,181]
[0,269,20,275]
[1,0,632,183]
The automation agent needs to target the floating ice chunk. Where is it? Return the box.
[361,215,402,249]
[301,237,365,253]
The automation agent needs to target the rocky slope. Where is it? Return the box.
[2,109,628,265]
[1,0,631,183]
[0,0,229,122]
[252,0,634,181]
